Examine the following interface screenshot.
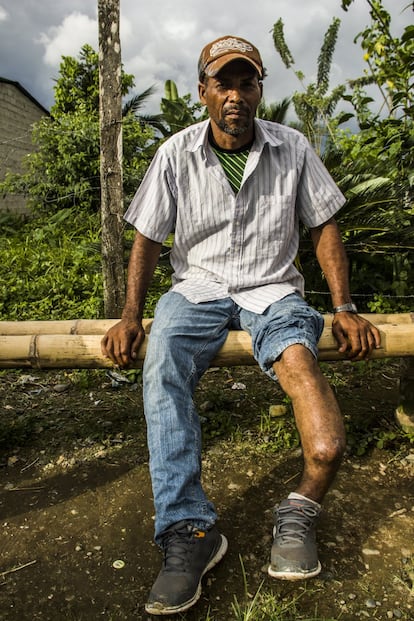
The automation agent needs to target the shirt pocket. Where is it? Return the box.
[255,195,295,248]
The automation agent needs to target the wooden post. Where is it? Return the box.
[98,0,125,318]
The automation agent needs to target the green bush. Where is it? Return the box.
[0,211,173,321]
[0,210,104,320]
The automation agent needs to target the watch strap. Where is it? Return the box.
[333,302,358,314]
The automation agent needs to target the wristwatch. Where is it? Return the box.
[333,302,358,314]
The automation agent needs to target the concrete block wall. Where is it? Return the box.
[0,80,48,214]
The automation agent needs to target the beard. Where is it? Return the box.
[217,119,251,136]
[216,105,251,136]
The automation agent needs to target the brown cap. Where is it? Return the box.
[198,35,263,80]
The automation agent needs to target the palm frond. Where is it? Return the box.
[122,85,157,117]
[346,176,392,196]
[257,97,291,123]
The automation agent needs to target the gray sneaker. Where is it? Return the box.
[268,497,322,580]
[145,520,228,616]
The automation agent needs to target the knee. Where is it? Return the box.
[307,435,346,468]
[274,346,320,395]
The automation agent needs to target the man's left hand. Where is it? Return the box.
[332,313,381,361]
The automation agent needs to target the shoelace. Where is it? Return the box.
[276,503,319,543]
[161,523,197,572]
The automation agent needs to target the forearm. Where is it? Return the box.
[310,217,381,360]
[310,218,352,308]
[121,230,162,322]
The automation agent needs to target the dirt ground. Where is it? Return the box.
[0,360,413,621]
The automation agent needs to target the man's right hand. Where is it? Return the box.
[101,318,145,368]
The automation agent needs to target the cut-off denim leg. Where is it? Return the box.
[143,292,237,543]
[240,294,324,380]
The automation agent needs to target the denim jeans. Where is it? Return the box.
[142,291,324,543]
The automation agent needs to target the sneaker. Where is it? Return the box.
[268,497,322,580]
[145,520,228,615]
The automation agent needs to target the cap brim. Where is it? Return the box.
[203,54,263,79]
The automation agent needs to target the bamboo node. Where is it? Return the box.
[29,334,41,369]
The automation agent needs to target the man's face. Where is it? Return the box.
[198,60,262,146]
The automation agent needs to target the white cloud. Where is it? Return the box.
[162,18,197,40]
[0,5,9,21]
[120,14,133,43]
[1,0,410,113]
[37,11,97,67]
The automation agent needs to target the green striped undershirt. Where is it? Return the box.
[212,145,251,193]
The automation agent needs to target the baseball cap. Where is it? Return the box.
[198,35,263,80]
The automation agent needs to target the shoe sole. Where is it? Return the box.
[145,534,228,616]
[267,560,322,581]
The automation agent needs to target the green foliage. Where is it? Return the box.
[271,17,344,153]
[122,112,156,205]
[0,210,104,320]
[257,97,291,123]
[257,415,300,453]
[317,18,342,96]
[328,1,414,309]
[272,19,295,69]
[0,44,154,215]
[286,1,414,311]
[343,0,414,118]
[345,416,405,457]
[0,211,173,322]
[52,44,132,115]
[230,565,334,621]
[2,107,102,212]
[367,293,408,313]
[160,80,205,136]
[144,262,173,317]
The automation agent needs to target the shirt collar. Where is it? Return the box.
[187,118,283,155]
[187,120,210,153]
[252,119,284,149]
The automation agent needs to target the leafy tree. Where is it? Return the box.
[341,0,414,119]
[331,1,414,309]
[0,45,154,213]
[53,44,133,114]
[272,17,346,153]
[270,3,413,311]
[300,1,413,311]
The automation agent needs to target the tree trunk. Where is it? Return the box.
[98,0,125,318]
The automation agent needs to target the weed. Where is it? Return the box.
[66,369,106,390]
[227,557,337,621]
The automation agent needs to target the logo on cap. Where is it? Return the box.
[209,37,254,58]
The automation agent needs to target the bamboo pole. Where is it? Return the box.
[0,319,152,335]
[0,321,413,369]
[0,314,412,336]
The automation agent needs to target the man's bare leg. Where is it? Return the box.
[268,344,345,580]
[273,344,346,502]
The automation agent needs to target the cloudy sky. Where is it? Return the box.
[0,0,411,117]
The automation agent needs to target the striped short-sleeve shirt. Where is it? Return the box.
[124,119,346,313]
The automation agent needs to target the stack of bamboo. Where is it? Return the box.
[0,314,413,369]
